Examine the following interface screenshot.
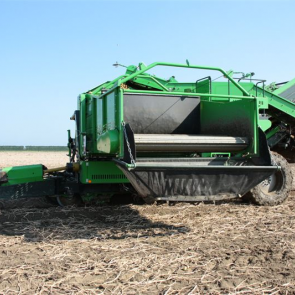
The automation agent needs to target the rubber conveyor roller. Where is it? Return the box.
[134,134,249,152]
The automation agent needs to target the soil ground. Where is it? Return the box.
[0,152,295,294]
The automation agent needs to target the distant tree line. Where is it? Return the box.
[0,146,68,151]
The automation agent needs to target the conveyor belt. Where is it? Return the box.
[134,134,248,152]
[277,84,295,103]
[274,78,295,103]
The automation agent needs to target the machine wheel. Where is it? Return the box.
[245,152,292,206]
[142,195,156,205]
[56,194,82,207]
[45,195,59,206]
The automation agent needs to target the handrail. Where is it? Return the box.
[118,62,251,97]
[256,81,265,97]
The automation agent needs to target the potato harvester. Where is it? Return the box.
[1,62,295,206]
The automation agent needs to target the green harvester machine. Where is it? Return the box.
[1,62,295,206]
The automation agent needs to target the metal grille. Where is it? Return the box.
[91,174,127,180]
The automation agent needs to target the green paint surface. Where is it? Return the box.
[80,161,129,184]
[2,165,43,186]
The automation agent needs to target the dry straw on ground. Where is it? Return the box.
[0,152,295,294]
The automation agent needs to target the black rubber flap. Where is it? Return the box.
[115,163,277,201]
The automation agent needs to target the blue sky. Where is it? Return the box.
[1,0,294,145]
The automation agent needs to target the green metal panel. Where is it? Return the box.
[195,79,210,94]
[96,90,120,154]
[97,97,103,134]
[79,161,129,184]
[211,82,271,133]
[2,165,43,186]
[210,82,254,101]
[118,89,124,158]
[80,94,87,157]
[86,94,95,153]
[97,130,119,154]
[259,119,272,132]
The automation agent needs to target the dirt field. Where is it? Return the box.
[0,152,295,294]
[0,151,69,169]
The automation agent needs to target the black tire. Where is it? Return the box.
[56,194,82,207]
[45,196,59,206]
[245,152,293,206]
[142,195,156,205]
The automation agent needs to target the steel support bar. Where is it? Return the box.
[126,164,279,170]
[118,62,251,96]
[114,159,279,172]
